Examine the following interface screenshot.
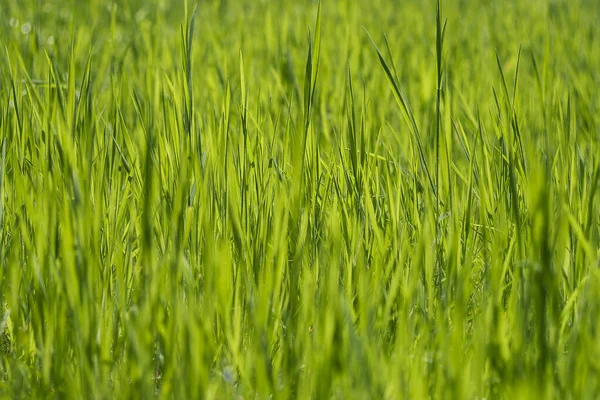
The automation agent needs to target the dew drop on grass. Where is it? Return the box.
[21,23,32,35]
[223,366,235,384]
[135,9,148,22]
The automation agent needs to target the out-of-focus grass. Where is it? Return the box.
[1,0,599,398]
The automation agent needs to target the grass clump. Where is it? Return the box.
[1,0,599,398]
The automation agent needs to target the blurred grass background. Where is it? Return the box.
[1,0,599,398]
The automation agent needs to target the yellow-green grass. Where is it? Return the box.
[1,0,599,398]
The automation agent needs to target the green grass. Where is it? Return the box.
[1,0,599,398]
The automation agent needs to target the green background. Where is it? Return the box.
[1,0,599,398]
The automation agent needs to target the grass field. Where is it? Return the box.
[1,0,599,398]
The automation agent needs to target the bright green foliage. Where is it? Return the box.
[1,0,599,398]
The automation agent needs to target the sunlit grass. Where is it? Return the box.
[1,0,599,398]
